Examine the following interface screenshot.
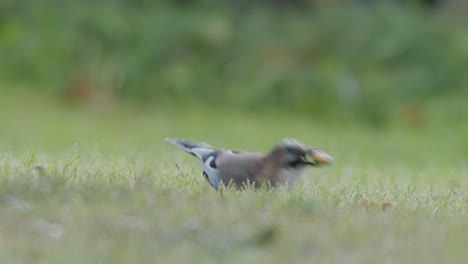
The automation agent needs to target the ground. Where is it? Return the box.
[0,93,466,264]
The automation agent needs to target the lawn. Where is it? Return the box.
[0,93,466,263]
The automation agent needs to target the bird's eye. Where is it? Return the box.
[285,146,301,157]
[285,146,295,153]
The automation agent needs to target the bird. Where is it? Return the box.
[164,138,333,190]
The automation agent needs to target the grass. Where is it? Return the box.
[0,93,467,263]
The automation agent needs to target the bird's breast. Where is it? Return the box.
[277,167,305,189]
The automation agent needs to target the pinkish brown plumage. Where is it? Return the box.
[165,138,333,190]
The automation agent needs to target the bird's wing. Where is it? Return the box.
[165,138,221,189]
[215,151,265,188]
[164,138,213,153]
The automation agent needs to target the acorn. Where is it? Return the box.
[308,149,333,165]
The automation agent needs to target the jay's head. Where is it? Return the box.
[274,138,333,167]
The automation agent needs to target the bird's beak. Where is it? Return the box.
[307,148,333,165]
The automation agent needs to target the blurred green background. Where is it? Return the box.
[1,2,468,263]
[2,0,467,126]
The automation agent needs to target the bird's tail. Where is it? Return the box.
[164,138,213,156]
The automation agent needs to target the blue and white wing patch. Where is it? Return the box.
[192,148,221,190]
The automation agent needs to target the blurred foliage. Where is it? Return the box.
[1,0,468,125]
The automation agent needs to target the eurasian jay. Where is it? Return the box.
[165,138,333,190]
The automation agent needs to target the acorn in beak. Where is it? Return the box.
[306,148,333,165]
